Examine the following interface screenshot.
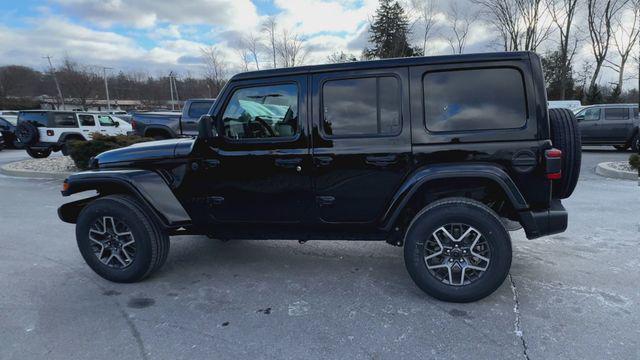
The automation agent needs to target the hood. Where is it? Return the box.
[96,138,195,166]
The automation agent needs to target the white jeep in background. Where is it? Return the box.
[16,111,132,158]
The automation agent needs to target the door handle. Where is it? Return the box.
[365,154,399,167]
[275,158,303,169]
[314,156,333,167]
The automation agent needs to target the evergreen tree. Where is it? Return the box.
[585,84,603,105]
[364,0,421,59]
[542,50,576,100]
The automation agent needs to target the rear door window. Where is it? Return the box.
[321,76,401,137]
[188,101,214,119]
[423,68,527,132]
[79,115,95,126]
[604,108,630,120]
[52,113,78,128]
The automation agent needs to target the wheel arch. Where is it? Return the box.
[143,125,176,139]
[58,169,191,230]
[380,163,528,232]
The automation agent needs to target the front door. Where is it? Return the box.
[311,68,412,225]
[198,76,312,224]
[576,107,601,142]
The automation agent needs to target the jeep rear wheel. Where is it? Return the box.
[549,108,581,199]
[25,147,51,159]
[76,194,170,283]
[631,133,640,153]
[404,198,512,303]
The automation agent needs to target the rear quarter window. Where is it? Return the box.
[18,112,49,127]
[424,68,527,132]
[604,108,630,120]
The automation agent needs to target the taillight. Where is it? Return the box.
[47,130,54,136]
[545,148,562,180]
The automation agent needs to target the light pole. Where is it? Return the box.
[43,55,65,109]
[102,67,113,111]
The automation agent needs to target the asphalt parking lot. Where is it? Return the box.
[0,148,638,360]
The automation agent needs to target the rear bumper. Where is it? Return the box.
[518,199,568,239]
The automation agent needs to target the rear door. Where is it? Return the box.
[601,107,632,141]
[311,68,412,225]
[78,114,100,139]
[182,100,214,136]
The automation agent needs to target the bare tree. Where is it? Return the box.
[276,29,308,67]
[586,0,629,93]
[446,2,474,54]
[58,57,100,110]
[546,0,580,99]
[474,0,552,51]
[244,32,262,71]
[605,0,640,90]
[327,51,358,63]
[410,0,439,55]
[235,47,252,72]
[262,16,278,69]
[200,46,228,96]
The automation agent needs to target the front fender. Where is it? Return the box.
[59,169,191,228]
[380,163,528,231]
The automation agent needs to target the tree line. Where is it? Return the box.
[0,0,638,110]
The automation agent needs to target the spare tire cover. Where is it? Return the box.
[549,108,581,199]
[16,122,39,145]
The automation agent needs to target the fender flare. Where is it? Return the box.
[58,169,191,229]
[380,163,529,231]
[143,125,177,139]
[58,132,87,143]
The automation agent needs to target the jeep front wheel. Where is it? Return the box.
[403,198,512,302]
[25,147,51,158]
[76,195,170,283]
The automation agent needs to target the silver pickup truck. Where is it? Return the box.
[131,99,215,139]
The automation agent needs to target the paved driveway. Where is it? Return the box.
[0,148,638,359]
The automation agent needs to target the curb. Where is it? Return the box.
[595,162,638,181]
[0,162,74,180]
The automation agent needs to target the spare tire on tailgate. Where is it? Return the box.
[549,108,581,199]
[16,121,39,145]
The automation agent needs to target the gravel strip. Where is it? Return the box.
[607,161,634,173]
[4,156,78,173]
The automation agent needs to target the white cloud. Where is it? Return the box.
[52,0,260,31]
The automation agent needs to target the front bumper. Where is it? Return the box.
[519,199,568,239]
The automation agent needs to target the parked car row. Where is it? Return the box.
[574,103,639,152]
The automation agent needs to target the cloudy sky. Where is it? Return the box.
[0,0,637,87]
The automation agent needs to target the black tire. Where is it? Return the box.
[76,194,170,283]
[404,198,512,303]
[16,122,39,145]
[631,133,639,153]
[25,147,51,159]
[549,108,581,199]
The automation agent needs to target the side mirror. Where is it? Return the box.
[114,121,120,128]
[198,115,218,139]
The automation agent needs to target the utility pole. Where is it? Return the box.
[169,71,175,111]
[43,55,65,109]
[172,74,180,110]
[102,67,113,111]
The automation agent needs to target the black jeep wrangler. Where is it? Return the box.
[58,52,581,302]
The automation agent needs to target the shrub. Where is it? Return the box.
[629,154,640,170]
[68,133,153,170]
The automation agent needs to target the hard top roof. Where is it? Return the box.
[231,51,534,81]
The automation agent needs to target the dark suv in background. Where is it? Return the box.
[58,52,581,302]
[575,103,639,151]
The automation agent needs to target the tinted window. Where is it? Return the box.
[578,107,601,121]
[98,115,116,126]
[188,101,213,118]
[634,108,639,118]
[79,115,95,126]
[221,84,298,139]
[19,112,48,127]
[605,108,629,120]
[52,113,77,128]
[0,118,10,127]
[424,68,527,132]
[322,76,401,137]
